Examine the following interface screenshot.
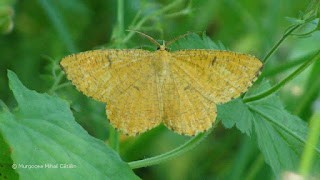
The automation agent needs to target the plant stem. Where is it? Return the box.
[292,28,318,37]
[122,0,183,44]
[128,120,218,169]
[164,0,193,19]
[121,125,166,160]
[117,0,124,44]
[299,111,320,177]
[50,82,72,92]
[128,133,206,169]
[49,72,64,93]
[163,8,190,18]
[262,24,301,63]
[37,0,78,53]
[294,77,320,116]
[109,126,119,152]
[294,55,320,116]
[262,10,317,64]
[243,50,320,103]
[262,51,316,77]
[128,10,142,29]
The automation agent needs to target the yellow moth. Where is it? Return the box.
[60,31,263,136]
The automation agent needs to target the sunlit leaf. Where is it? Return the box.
[0,71,140,180]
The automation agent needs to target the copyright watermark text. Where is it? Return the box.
[12,163,77,169]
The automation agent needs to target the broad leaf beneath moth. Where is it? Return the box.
[60,32,263,136]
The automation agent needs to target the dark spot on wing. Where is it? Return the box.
[210,56,217,67]
[107,55,112,67]
[133,86,140,91]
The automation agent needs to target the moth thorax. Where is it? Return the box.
[152,52,169,77]
[159,45,166,51]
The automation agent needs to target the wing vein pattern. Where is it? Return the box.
[61,48,263,136]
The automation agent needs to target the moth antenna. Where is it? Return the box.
[127,30,161,47]
[166,31,202,47]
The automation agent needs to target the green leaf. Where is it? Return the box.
[218,81,320,176]
[169,33,227,51]
[285,17,305,25]
[0,133,19,180]
[0,71,140,180]
[218,99,253,136]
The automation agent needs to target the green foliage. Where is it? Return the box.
[299,110,320,177]
[218,99,252,136]
[1,0,320,179]
[169,33,227,51]
[218,81,320,176]
[0,71,139,180]
[0,132,19,180]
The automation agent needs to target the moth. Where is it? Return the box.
[60,31,263,136]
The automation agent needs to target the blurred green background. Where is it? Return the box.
[1,0,319,179]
